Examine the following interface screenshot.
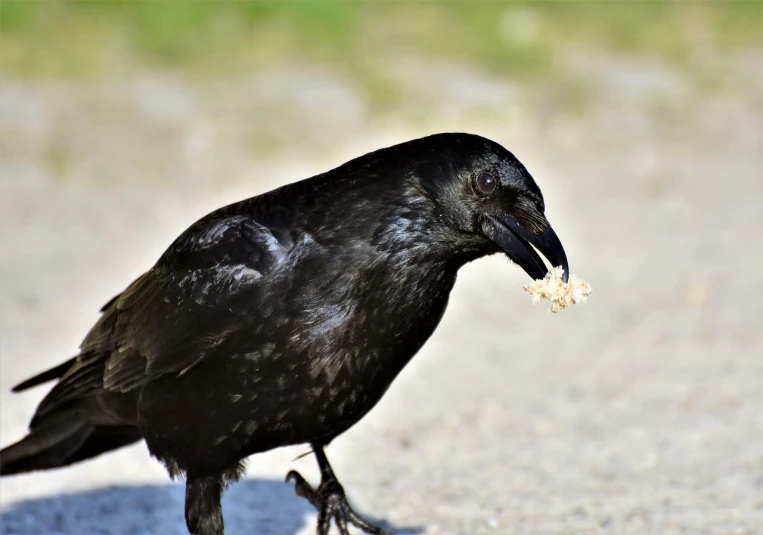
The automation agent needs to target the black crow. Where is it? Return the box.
[0,133,570,535]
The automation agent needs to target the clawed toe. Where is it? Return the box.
[286,469,320,507]
[322,493,390,535]
[344,508,390,535]
[285,470,390,535]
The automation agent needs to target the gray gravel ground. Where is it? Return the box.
[1,55,763,534]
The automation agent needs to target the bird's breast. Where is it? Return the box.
[290,261,456,439]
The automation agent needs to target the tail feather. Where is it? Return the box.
[64,425,142,466]
[5,352,142,476]
[0,416,142,476]
[1,416,89,475]
[12,358,77,392]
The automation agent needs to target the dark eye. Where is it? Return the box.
[474,172,497,196]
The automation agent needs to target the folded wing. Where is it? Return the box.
[30,212,292,425]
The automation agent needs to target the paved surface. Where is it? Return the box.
[1,58,762,534]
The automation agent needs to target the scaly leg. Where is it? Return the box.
[185,474,225,535]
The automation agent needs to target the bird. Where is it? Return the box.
[0,132,570,535]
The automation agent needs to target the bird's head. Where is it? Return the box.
[409,133,569,282]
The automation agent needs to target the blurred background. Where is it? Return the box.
[1,2,762,534]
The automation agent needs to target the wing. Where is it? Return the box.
[33,212,293,422]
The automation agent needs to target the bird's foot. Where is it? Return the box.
[286,470,390,535]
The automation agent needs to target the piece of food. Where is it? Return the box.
[523,267,592,313]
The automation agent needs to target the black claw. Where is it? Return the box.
[285,469,320,506]
[347,509,390,535]
[285,469,310,492]
[285,468,391,535]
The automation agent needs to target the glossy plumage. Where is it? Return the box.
[1,133,570,535]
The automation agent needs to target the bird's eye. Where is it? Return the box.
[474,172,498,196]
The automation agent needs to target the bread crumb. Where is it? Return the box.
[523,267,592,314]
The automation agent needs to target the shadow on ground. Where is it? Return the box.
[0,478,422,535]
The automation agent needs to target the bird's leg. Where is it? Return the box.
[286,447,390,535]
[185,474,225,535]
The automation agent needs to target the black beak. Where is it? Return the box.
[484,214,569,282]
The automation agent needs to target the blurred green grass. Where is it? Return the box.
[1,0,762,80]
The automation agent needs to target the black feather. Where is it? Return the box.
[1,133,571,535]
